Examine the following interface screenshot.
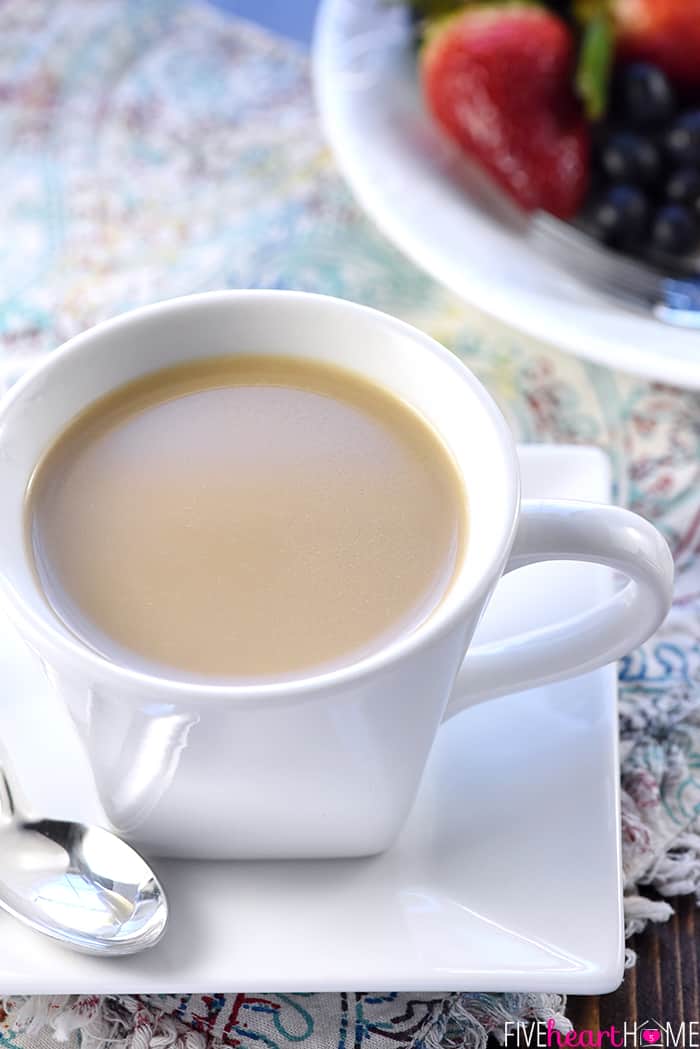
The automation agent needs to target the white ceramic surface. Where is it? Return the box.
[1,446,624,994]
[313,0,700,388]
[0,292,671,859]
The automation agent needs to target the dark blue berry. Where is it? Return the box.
[616,63,676,128]
[665,111,700,167]
[665,169,700,218]
[651,204,700,255]
[599,132,661,187]
[590,185,650,249]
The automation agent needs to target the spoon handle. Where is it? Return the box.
[0,766,16,819]
[0,740,27,821]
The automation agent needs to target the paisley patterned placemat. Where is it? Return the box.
[1,1,699,1046]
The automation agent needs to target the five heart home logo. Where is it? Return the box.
[504,1019,700,1048]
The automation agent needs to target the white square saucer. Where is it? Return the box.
[0,445,623,994]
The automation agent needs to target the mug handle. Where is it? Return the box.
[443,499,674,720]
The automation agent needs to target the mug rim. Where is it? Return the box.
[0,290,521,704]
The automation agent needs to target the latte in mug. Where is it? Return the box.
[26,354,467,682]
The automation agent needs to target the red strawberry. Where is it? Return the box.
[613,0,700,90]
[421,3,590,219]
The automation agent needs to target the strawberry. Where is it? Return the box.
[612,0,700,90]
[421,3,590,219]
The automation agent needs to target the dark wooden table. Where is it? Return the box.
[569,893,699,1028]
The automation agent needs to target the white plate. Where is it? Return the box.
[313,0,700,388]
[0,445,623,994]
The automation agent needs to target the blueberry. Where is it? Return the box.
[599,132,661,187]
[590,185,650,249]
[666,168,700,218]
[616,63,676,128]
[665,111,700,167]
[651,204,700,255]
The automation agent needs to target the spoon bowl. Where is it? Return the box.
[0,763,167,954]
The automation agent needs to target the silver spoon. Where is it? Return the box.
[0,753,168,955]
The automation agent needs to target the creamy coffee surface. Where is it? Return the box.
[27,355,466,681]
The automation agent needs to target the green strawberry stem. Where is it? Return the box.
[574,2,615,120]
[385,0,467,16]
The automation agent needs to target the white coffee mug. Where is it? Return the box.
[0,291,673,859]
